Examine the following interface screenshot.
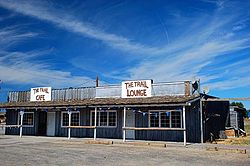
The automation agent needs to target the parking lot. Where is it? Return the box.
[0,134,249,166]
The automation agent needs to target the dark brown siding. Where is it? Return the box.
[203,101,230,142]
[186,101,201,143]
[5,109,37,136]
[135,107,184,142]
[55,108,123,139]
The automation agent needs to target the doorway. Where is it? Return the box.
[46,112,56,136]
[126,110,135,139]
[37,111,47,136]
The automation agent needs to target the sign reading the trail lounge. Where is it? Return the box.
[30,87,52,101]
[122,80,152,98]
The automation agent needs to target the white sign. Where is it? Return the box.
[30,87,52,101]
[122,80,152,98]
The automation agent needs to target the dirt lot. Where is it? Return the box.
[216,118,250,146]
[0,135,249,166]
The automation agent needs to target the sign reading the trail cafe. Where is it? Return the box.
[122,80,152,98]
[30,87,52,101]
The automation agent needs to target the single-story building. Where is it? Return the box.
[226,106,246,137]
[0,80,230,144]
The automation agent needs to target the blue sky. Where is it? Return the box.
[0,0,250,108]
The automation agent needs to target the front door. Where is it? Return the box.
[38,111,47,136]
[46,112,55,136]
[126,110,135,139]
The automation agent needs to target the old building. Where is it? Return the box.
[0,80,230,144]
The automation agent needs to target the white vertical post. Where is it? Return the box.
[94,107,97,140]
[183,106,186,146]
[200,99,204,143]
[123,107,126,142]
[19,110,24,138]
[68,109,71,139]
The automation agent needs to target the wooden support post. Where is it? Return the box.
[68,109,71,139]
[200,99,204,143]
[183,106,186,146]
[19,110,24,138]
[94,107,97,140]
[123,107,126,142]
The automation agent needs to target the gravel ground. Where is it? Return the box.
[0,135,249,166]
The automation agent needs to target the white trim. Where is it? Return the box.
[18,112,34,127]
[90,110,117,128]
[61,111,80,127]
[183,106,186,146]
[123,107,126,142]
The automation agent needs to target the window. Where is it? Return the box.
[108,112,116,126]
[150,112,159,127]
[19,112,34,127]
[171,111,181,128]
[149,110,182,128]
[161,112,170,127]
[91,110,117,127]
[61,112,80,127]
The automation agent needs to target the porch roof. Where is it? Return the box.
[0,95,200,109]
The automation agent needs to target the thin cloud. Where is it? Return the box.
[0,51,95,88]
[0,0,158,55]
[0,0,249,92]
[0,25,96,88]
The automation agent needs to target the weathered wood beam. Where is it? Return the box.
[202,98,250,101]
[0,125,21,128]
[65,126,96,129]
[122,127,185,131]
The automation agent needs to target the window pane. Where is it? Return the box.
[71,113,80,126]
[92,112,100,126]
[108,112,116,126]
[150,112,159,127]
[171,111,181,128]
[62,113,69,126]
[100,112,107,126]
[22,113,34,126]
[91,112,95,126]
[161,112,170,127]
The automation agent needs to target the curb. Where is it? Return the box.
[85,140,113,145]
[206,146,247,154]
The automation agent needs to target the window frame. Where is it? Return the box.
[61,111,80,127]
[148,110,183,128]
[18,112,34,127]
[90,110,117,128]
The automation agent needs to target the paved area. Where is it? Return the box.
[0,135,249,166]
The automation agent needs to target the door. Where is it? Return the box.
[126,110,135,139]
[46,112,55,136]
[38,111,47,136]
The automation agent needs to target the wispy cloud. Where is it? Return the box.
[0,50,95,88]
[0,0,159,55]
[0,26,95,88]
[127,1,250,90]
[0,0,249,92]
[0,26,38,49]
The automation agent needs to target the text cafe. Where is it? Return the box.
[122,80,152,98]
[30,87,52,101]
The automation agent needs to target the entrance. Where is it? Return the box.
[126,110,135,139]
[46,112,56,136]
[37,111,47,136]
